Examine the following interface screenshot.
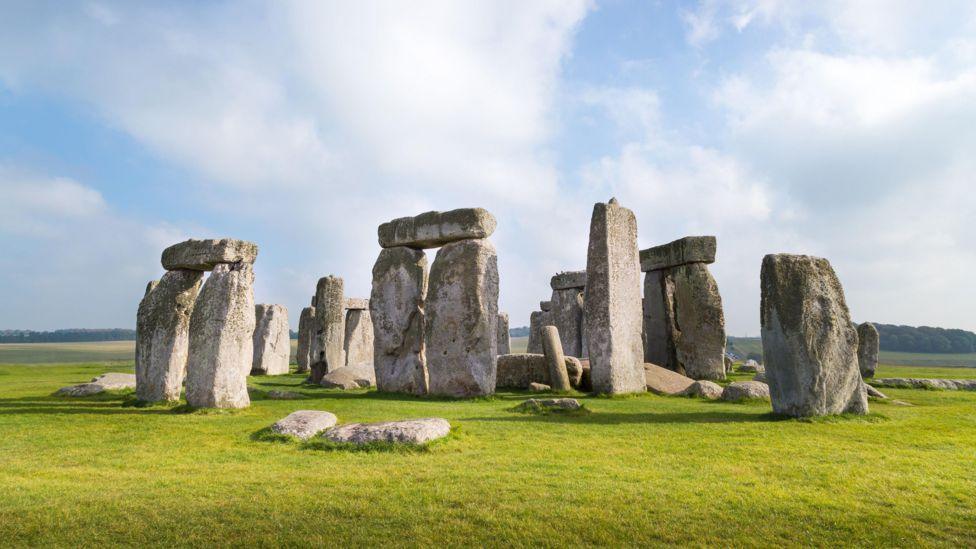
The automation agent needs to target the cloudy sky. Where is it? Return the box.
[1,0,974,334]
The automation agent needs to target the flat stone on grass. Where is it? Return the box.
[721,381,770,402]
[323,418,451,445]
[513,398,584,414]
[271,410,338,440]
[679,380,724,400]
[90,373,136,389]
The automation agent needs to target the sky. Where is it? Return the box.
[1,0,975,335]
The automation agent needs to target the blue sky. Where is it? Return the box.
[1,0,975,334]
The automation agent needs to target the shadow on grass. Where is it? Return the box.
[0,393,176,415]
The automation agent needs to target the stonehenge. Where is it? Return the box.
[549,271,586,358]
[640,236,726,381]
[495,354,584,389]
[343,301,374,367]
[370,247,429,395]
[857,322,879,378]
[760,254,868,417]
[377,208,496,249]
[296,306,315,373]
[251,304,290,375]
[310,275,346,382]
[541,326,572,391]
[161,238,258,271]
[526,310,551,354]
[497,312,511,355]
[584,199,646,394]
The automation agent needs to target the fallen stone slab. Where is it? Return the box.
[271,410,338,440]
[644,362,695,395]
[864,384,887,399]
[721,381,770,402]
[639,236,716,272]
[528,382,551,392]
[515,398,582,412]
[550,271,586,290]
[161,238,258,271]
[871,378,976,391]
[90,373,136,390]
[56,383,109,397]
[320,363,376,390]
[265,390,306,400]
[678,380,724,400]
[323,418,451,445]
[739,359,763,373]
[495,353,583,389]
[378,208,496,249]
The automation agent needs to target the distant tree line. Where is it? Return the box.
[0,329,137,343]
[510,326,530,337]
[876,324,976,354]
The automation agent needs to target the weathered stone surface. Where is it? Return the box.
[642,270,673,368]
[310,275,345,382]
[296,306,316,373]
[679,380,724,400]
[526,310,551,354]
[515,398,581,412]
[370,246,429,395]
[56,383,108,397]
[644,362,695,395]
[551,288,584,357]
[550,271,586,290]
[251,304,290,375]
[345,298,369,310]
[671,263,726,380]
[724,356,733,374]
[145,280,159,296]
[721,381,770,401]
[541,326,572,391]
[136,269,203,402]
[425,239,499,397]
[528,382,551,392]
[496,312,511,355]
[583,199,645,394]
[271,410,337,440]
[323,418,451,445]
[91,373,137,389]
[864,383,887,399]
[857,322,879,378]
[495,354,583,389]
[639,236,716,272]
[320,363,376,390]
[761,254,868,417]
[739,360,763,373]
[185,262,255,409]
[378,208,496,249]
[540,301,552,312]
[161,238,258,271]
[343,309,374,367]
[872,378,976,391]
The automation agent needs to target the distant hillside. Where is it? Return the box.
[0,329,136,344]
[875,324,976,353]
[510,326,529,337]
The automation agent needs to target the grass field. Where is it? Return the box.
[1,356,975,546]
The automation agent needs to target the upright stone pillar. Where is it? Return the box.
[550,271,586,358]
[251,304,290,375]
[370,247,429,394]
[344,299,374,366]
[296,305,315,373]
[760,254,868,417]
[135,270,203,402]
[583,199,645,394]
[310,275,345,382]
[857,322,879,378]
[426,239,499,397]
[185,262,256,408]
[497,312,511,355]
[527,310,550,354]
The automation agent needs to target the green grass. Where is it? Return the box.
[1,359,976,546]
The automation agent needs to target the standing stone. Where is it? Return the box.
[760,254,868,417]
[857,322,880,378]
[551,287,584,357]
[527,310,551,354]
[642,270,674,368]
[425,238,499,397]
[135,270,203,402]
[370,246,429,395]
[251,304,290,375]
[669,263,726,380]
[344,308,374,366]
[541,326,571,391]
[310,276,345,382]
[185,262,256,409]
[296,306,315,373]
[378,208,497,249]
[497,312,511,355]
[583,199,645,394]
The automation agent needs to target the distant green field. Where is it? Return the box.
[0,340,301,365]
[729,337,976,368]
[510,335,528,354]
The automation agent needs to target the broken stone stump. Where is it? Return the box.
[370,246,429,395]
[310,275,346,382]
[378,208,496,249]
[185,262,256,409]
[161,238,258,271]
[251,304,290,375]
[541,326,572,391]
[857,322,879,378]
[760,254,868,417]
[344,307,374,367]
[425,238,499,397]
[583,199,645,394]
[136,269,203,402]
[497,312,511,355]
[296,306,316,373]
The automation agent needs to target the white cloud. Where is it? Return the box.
[0,167,107,237]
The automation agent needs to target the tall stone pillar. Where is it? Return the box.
[310,275,345,382]
[296,305,315,373]
[370,247,429,395]
[550,271,586,358]
[497,312,511,355]
[857,322,879,378]
[251,304,290,375]
[343,299,374,367]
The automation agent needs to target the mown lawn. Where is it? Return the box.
[0,361,975,546]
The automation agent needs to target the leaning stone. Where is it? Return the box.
[321,363,375,390]
[526,310,551,354]
[495,354,583,389]
[857,322,880,378]
[679,380,724,400]
[528,382,551,392]
[136,269,204,403]
[271,410,338,440]
[540,300,552,312]
[296,306,316,373]
[583,199,645,394]
[425,239,499,397]
[310,275,346,382]
[343,308,374,367]
[551,288,584,357]
[90,373,137,389]
[251,304,290,375]
[639,236,716,272]
[514,398,582,412]
[345,298,369,310]
[669,263,726,380]
[550,270,586,290]
[185,262,255,409]
[378,208,496,249]
[721,381,770,401]
[323,418,451,445]
[761,254,867,417]
[161,238,258,271]
[496,312,511,355]
[541,326,572,391]
[864,383,887,399]
[370,246,429,395]
[644,362,695,395]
